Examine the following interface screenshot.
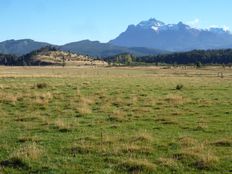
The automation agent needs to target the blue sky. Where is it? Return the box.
[0,0,231,44]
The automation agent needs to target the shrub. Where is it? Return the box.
[176,84,184,90]
[36,83,48,89]
[196,61,202,68]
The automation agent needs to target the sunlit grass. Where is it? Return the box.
[0,66,231,173]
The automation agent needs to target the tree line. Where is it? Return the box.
[0,46,58,66]
[135,49,232,65]
[106,49,232,65]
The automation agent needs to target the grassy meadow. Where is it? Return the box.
[0,66,231,173]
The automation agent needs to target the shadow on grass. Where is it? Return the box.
[0,157,29,169]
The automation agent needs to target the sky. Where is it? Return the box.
[0,0,231,45]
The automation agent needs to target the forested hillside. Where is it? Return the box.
[107,49,232,65]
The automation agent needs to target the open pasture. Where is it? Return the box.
[0,66,231,173]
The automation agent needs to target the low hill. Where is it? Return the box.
[20,46,108,66]
[0,46,108,66]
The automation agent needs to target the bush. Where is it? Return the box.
[176,84,184,90]
[196,61,202,68]
[36,83,48,89]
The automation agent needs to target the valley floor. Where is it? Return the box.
[0,66,231,173]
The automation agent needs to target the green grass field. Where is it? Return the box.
[0,66,231,174]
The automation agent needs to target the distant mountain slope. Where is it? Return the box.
[109,18,232,51]
[0,39,50,56]
[59,40,167,57]
[0,39,167,57]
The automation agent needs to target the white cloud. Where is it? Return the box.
[187,18,200,28]
[186,19,230,32]
[209,25,218,28]
[209,25,230,31]
[223,25,230,31]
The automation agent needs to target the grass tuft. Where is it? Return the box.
[18,136,42,143]
[130,132,154,143]
[118,158,156,173]
[211,139,232,147]
[54,119,72,132]
[108,109,126,122]
[157,157,178,168]
[194,152,219,170]
[76,96,93,116]
[178,136,197,147]
[10,143,43,161]
[165,94,185,105]
[0,93,18,104]
[121,144,153,155]
[174,144,219,170]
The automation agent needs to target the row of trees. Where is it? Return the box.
[0,46,58,66]
[135,49,232,65]
[104,53,134,65]
[0,54,19,65]
[105,49,232,66]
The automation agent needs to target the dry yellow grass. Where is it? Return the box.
[118,158,156,173]
[54,119,71,132]
[77,105,92,115]
[76,96,94,116]
[120,144,153,155]
[130,131,154,143]
[165,94,185,105]
[0,93,18,104]
[196,152,219,169]
[33,92,53,105]
[178,136,197,147]
[157,157,178,168]
[174,143,219,169]
[211,138,232,147]
[79,96,94,105]
[18,136,42,143]
[109,109,126,122]
[11,143,43,161]
[100,103,112,113]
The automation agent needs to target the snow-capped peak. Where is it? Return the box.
[135,18,231,34]
[137,18,165,29]
[137,18,194,32]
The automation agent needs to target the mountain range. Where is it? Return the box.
[0,39,166,57]
[60,40,167,57]
[110,18,232,51]
[1,18,232,57]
